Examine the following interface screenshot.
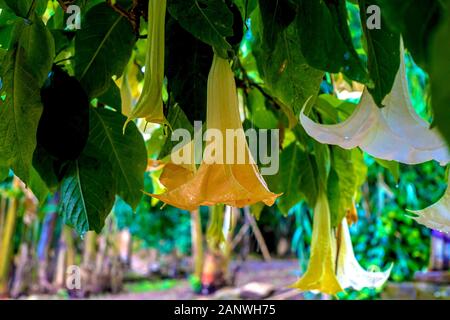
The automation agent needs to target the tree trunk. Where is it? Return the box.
[37,193,59,292]
[0,186,19,297]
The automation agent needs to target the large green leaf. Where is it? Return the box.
[89,107,147,209]
[0,6,20,49]
[167,0,234,58]
[159,104,195,159]
[376,0,443,69]
[165,18,212,124]
[293,0,370,84]
[3,0,47,18]
[359,0,400,107]
[74,3,135,98]
[249,8,324,128]
[430,0,450,146]
[60,153,116,234]
[268,142,304,215]
[0,17,54,184]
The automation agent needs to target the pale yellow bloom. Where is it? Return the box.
[150,54,279,211]
[290,190,343,295]
[126,0,167,125]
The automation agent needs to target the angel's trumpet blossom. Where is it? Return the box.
[300,40,450,165]
[407,176,450,233]
[290,190,343,295]
[126,0,167,126]
[151,54,279,211]
[335,218,393,290]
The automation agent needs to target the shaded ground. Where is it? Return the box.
[95,259,303,300]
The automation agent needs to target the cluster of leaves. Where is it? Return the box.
[0,0,449,237]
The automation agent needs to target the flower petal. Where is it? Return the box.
[336,218,393,290]
[407,177,450,233]
[300,40,450,165]
[290,191,343,295]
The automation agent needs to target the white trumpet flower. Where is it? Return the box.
[335,218,393,291]
[408,177,450,234]
[300,42,450,165]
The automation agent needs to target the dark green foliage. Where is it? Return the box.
[38,65,90,161]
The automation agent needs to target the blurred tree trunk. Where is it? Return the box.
[10,243,32,298]
[37,193,59,292]
[0,179,20,297]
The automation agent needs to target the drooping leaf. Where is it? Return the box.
[267,142,304,215]
[167,0,234,58]
[159,103,194,159]
[374,157,400,181]
[430,0,450,147]
[165,18,212,124]
[60,153,116,234]
[376,0,443,69]
[89,107,147,209]
[359,0,400,107]
[249,7,324,127]
[293,0,370,84]
[0,6,20,49]
[74,3,136,98]
[0,17,55,184]
[3,0,47,18]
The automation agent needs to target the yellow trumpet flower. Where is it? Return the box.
[335,218,393,291]
[126,0,167,126]
[150,54,279,211]
[290,190,343,295]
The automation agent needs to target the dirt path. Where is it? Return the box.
[95,259,303,300]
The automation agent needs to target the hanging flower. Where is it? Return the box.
[291,191,392,295]
[149,54,279,211]
[335,218,393,291]
[300,40,450,165]
[290,190,343,295]
[126,0,167,126]
[407,176,450,233]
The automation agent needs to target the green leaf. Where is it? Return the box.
[29,167,49,204]
[328,147,357,227]
[376,0,443,69]
[166,18,212,124]
[294,0,370,84]
[0,6,20,49]
[60,153,116,234]
[159,104,194,159]
[374,158,400,181]
[257,0,295,50]
[89,108,147,209]
[167,0,234,58]
[98,80,122,112]
[0,18,54,184]
[430,0,450,146]
[359,0,400,107]
[267,142,304,215]
[0,165,9,182]
[246,88,279,129]
[250,8,324,127]
[3,0,46,18]
[74,3,136,98]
